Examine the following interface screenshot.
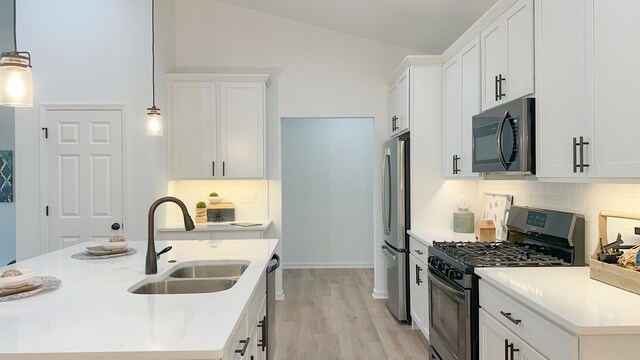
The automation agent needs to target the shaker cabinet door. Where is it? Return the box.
[219,82,266,178]
[171,82,217,179]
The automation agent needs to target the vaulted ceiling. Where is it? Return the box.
[219,0,499,53]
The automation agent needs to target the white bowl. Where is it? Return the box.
[209,196,222,203]
[102,240,128,250]
[0,269,36,289]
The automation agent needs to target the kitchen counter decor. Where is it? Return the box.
[71,247,137,260]
[0,276,61,302]
[590,211,640,295]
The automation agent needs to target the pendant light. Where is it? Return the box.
[0,0,33,107]
[146,0,162,136]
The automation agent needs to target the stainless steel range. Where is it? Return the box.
[427,206,585,360]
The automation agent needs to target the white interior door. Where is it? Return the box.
[45,108,123,251]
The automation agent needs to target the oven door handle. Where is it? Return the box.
[496,110,511,171]
[428,270,465,302]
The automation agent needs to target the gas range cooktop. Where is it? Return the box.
[432,241,567,267]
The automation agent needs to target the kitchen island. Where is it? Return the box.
[0,239,278,360]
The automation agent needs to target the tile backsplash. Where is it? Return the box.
[478,180,640,261]
[163,180,269,225]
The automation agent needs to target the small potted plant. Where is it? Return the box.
[195,201,207,223]
[209,192,222,204]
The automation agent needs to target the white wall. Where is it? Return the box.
[281,118,374,268]
[14,0,175,259]
[174,0,419,294]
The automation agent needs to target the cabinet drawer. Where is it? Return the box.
[409,236,429,264]
[479,280,578,360]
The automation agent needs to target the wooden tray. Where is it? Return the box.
[589,211,640,295]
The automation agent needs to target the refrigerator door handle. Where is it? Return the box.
[381,245,397,261]
[382,148,392,236]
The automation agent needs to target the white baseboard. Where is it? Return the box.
[275,291,285,300]
[283,262,374,269]
[372,289,388,299]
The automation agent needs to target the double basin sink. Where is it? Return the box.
[129,262,249,295]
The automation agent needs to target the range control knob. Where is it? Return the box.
[437,262,446,272]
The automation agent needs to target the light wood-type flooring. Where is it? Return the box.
[272,268,431,360]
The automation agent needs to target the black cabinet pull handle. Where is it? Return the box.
[500,311,522,325]
[504,339,509,360]
[510,344,520,360]
[572,137,578,173]
[257,317,267,351]
[212,161,215,177]
[415,264,423,285]
[235,337,250,356]
[498,74,506,100]
[223,161,226,176]
[415,249,423,255]
[453,155,460,175]
[579,136,590,173]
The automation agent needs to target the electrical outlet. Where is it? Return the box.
[240,192,256,203]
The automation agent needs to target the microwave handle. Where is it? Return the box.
[496,111,510,170]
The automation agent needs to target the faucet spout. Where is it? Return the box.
[146,196,195,274]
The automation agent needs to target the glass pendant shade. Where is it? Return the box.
[0,53,33,107]
[146,106,163,136]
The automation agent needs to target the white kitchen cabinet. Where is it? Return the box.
[409,236,429,340]
[479,279,578,360]
[168,75,268,180]
[219,82,265,178]
[225,273,267,360]
[588,0,640,177]
[481,0,534,111]
[537,0,640,178]
[535,0,588,178]
[479,309,547,360]
[171,82,217,179]
[443,37,481,178]
[389,68,411,136]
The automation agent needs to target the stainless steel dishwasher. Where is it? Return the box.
[266,253,280,360]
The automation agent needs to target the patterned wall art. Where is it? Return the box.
[479,192,513,240]
[0,150,13,202]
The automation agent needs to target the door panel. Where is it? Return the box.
[171,82,216,179]
[409,254,425,329]
[219,82,265,178]
[389,81,398,136]
[482,21,507,111]
[443,55,462,177]
[46,109,123,250]
[591,0,640,177]
[460,37,482,177]
[505,0,535,100]
[396,68,411,133]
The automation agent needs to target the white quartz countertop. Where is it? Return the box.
[0,239,279,359]
[408,229,477,247]
[476,266,640,335]
[159,220,271,232]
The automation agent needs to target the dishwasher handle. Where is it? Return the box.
[267,254,280,273]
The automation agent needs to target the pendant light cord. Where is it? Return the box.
[151,0,156,107]
[13,0,17,51]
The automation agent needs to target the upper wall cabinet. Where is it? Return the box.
[481,0,534,111]
[537,0,640,178]
[168,74,268,180]
[389,68,411,136]
[443,37,481,178]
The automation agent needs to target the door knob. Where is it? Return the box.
[111,223,121,231]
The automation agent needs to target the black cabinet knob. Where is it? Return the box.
[111,223,121,231]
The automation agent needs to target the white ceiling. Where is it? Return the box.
[218,0,499,53]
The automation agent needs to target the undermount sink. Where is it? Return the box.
[130,278,237,295]
[169,263,248,279]
[129,260,250,295]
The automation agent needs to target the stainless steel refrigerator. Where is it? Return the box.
[381,133,410,322]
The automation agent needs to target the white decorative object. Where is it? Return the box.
[102,240,128,250]
[209,196,222,204]
[456,196,471,211]
[479,193,513,240]
[0,269,36,289]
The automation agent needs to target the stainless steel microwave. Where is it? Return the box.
[472,97,535,174]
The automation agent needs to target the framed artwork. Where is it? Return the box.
[0,150,13,202]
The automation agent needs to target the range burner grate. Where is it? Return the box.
[433,241,566,267]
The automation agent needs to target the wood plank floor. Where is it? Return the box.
[272,268,431,360]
